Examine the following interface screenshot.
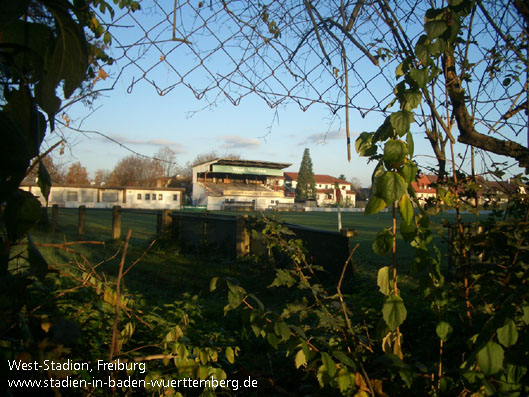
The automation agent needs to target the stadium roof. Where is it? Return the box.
[196,158,291,169]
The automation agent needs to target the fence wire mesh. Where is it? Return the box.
[92,0,527,163]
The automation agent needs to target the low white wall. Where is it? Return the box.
[304,207,365,212]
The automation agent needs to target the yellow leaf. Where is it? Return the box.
[41,321,51,333]
[354,391,369,397]
[294,349,306,368]
[355,372,369,391]
[98,68,109,80]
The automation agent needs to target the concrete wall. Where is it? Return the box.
[170,212,354,274]
[21,186,183,210]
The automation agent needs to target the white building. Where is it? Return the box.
[21,185,184,210]
[283,172,356,207]
[192,159,295,210]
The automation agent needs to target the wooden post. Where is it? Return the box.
[156,210,172,234]
[112,206,121,240]
[236,215,250,257]
[202,211,208,241]
[172,212,181,241]
[162,209,171,230]
[51,204,59,232]
[78,205,86,237]
[340,228,357,272]
[39,206,50,229]
[156,212,162,235]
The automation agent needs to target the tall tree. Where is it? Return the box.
[153,146,178,177]
[182,151,241,180]
[92,169,110,186]
[295,148,316,200]
[65,162,89,185]
[23,155,65,185]
[107,155,165,186]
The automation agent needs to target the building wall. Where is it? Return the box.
[204,195,295,211]
[22,186,183,210]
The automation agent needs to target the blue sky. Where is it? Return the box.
[48,2,524,188]
[62,79,384,186]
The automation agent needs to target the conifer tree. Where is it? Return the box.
[295,148,316,200]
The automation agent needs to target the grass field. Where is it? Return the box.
[25,206,488,394]
[38,206,483,276]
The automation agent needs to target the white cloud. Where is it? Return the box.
[219,135,261,149]
[99,134,185,153]
[300,129,359,145]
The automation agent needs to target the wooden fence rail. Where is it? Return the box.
[48,204,172,239]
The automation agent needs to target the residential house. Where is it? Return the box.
[283,172,356,207]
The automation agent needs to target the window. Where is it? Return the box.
[66,191,78,201]
[102,191,119,202]
[145,194,150,200]
[173,194,178,201]
[342,186,345,190]
[152,193,156,200]
[158,194,163,200]
[137,193,142,200]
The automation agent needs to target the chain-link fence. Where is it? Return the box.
[90,0,527,169]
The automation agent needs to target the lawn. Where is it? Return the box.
[24,206,488,395]
[37,206,483,286]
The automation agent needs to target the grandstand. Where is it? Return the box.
[192,159,294,210]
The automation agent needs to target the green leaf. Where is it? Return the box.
[37,160,52,204]
[522,305,529,325]
[403,91,422,110]
[379,171,407,204]
[321,352,337,378]
[429,38,446,56]
[209,277,219,292]
[400,219,416,242]
[355,132,377,157]
[436,321,453,342]
[377,266,391,296]
[333,351,355,368]
[477,341,504,375]
[5,190,42,241]
[42,0,89,98]
[103,31,112,45]
[398,195,414,224]
[414,35,430,65]
[425,20,448,39]
[336,367,353,393]
[384,140,408,169]
[269,268,296,288]
[27,233,48,280]
[497,319,518,348]
[406,132,414,158]
[390,111,414,136]
[373,229,393,256]
[409,67,429,89]
[225,346,235,364]
[383,296,407,331]
[295,349,306,368]
[373,118,394,142]
[3,87,46,159]
[365,195,387,215]
[274,321,290,342]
